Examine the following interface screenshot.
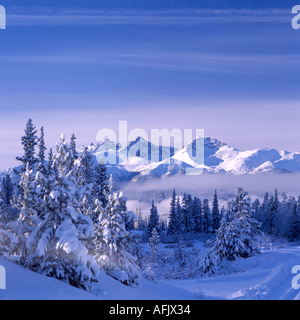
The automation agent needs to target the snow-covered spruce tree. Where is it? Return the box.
[16,119,38,171]
[70,133,78,163]
[201,198,211,233]
[76,146,95,215]
[0,222,17,256]
[47,148,54,175]
[211,190,220,233]
[1,174,14,208]
[25,134,98,290]
[143,228,163,282]
[216,187,262,261]
[181,193,191,234]
[200,248,221,276]
[266,189,280,236]
[93,193,141,286]
[201,217,231,276]
[0,176,16,255]
[10,163,40,264]
[186,194,196,233]
[36,126,48,177]
[0,173,18,255]
[147,201,160,238]
[92,160,109,209]
[76,146,94,187]
[175,196,182,233]
[210,217,230,262]
[286,202,300,242]
[118,196,135,232]
[167,189,180,238]
[191,196,202,233]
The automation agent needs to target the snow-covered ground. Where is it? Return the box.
[166,246,300,300]
[1,246,300,300]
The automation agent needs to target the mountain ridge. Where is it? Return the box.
[81,136,300,183]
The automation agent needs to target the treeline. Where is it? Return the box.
[134,188,300,244]
[134,190,221,239]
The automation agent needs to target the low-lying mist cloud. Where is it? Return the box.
[123,172,300,205]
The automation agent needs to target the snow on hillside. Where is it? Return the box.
[0,256,194,300]
[1,246,300,300]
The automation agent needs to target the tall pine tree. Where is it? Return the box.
[167,189,180,237]
[211,190,220,233]
[16,119,38,170]
[36,126,48,176]
[92,160,109,208]
[147,201,160,237]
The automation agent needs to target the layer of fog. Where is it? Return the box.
[123,173,300,216]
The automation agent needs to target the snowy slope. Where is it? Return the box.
[1,246,300,300]
[0,257,194,300]
[165,246,300,300]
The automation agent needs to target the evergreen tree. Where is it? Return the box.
[167,189,180,237]
[68,133,78,171]
[76,147,95,216]
[191,197,202,233]
[16,119,38,170]
[1,174,14,207]
[211,217,228,261]
[181,194,193,233]
[219,187,262,261]
[36,126,47,176]
[202,199,211,233]
[287,203,300,242]
[251,198,261,222]
[47,148,54,175]
[70,133,78,161]
[203,187,263,276]
[92,160,109,208]
[181,194,188,233]
[25,134,98,290]
[76,146,94,187]
[200,248,220,276]
[211,190,220,233]
[267,189,280,235]
[11,163,40,265]
[147,201,160,237]
[93,193,141,286]
[143,228,163,281]
[260,192,271,232]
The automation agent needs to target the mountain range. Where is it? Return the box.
[82,136,300,184]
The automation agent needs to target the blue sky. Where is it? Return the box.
[0,0,299,170]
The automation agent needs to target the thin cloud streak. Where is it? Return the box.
[6,7,291,26]
[0,51,298,75]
